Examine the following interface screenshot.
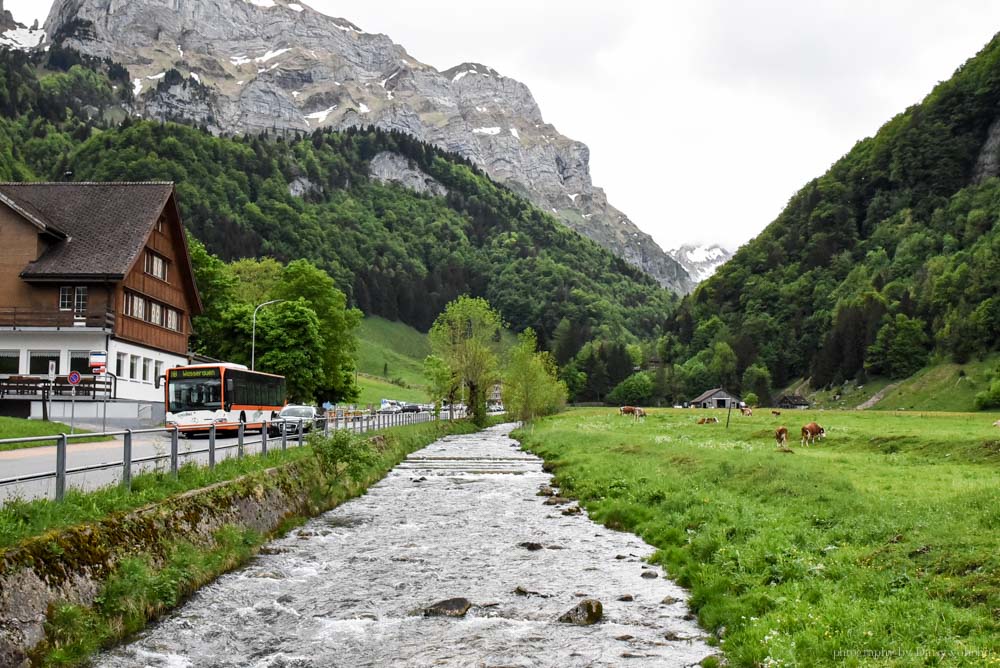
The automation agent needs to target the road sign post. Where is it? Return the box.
[67,371,81,434]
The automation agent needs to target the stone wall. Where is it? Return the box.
[0,458,326,667]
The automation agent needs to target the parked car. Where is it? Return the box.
[400,403,421,413]
[269,405,318,436]
[378,400,403,414]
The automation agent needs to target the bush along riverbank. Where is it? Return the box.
[0,419,483,667]
[513,409,1000,667]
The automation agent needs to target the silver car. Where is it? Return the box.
[269,405,318,436]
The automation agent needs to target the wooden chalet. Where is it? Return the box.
[0,182,202,422]
[775,394,811,409]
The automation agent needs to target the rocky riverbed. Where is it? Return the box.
[97,424,715,667]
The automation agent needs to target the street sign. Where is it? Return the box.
[67,370,82,385]
[94,366,106,376]
[47,360,56,382]
[89,350,107,369]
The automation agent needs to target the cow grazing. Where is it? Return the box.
[740,407,753,417]
[801,422,825,446]
[634,407,646,421]
[994,419,1000,428]
[771,410,781,417]
[775,426,788,447]
[697,417,720,424]
[620,406,637,416]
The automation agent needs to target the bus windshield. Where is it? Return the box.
[168,378,222,413]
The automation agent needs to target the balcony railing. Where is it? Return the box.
[0,375,116,400]
[0,308,116,330]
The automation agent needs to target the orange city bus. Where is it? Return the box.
[162,363,286,436]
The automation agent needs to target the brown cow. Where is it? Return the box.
[801,422,825,446]
[740,407,753,417]
[697,417,720,424]
[771,410,781,417]
[620,406,637,416]
[775,426,788,447]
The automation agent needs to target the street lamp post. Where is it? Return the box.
[251,299,285,371]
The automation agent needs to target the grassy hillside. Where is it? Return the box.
[517,408,1000,666]
[355,317,431,389]
[355,375,429,407]
[669,32,1000,396]
[794,354,1000,412]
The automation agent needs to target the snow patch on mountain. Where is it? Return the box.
[669,244,733,284]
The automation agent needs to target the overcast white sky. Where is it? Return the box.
[9,1,1000,251]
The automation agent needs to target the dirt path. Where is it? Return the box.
[856,382,899,410]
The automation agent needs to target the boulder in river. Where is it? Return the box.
[640,570,659,579]
[543,496,570,506]
[423,598,472,617]
[518,541,544,551]
[557,599,603,625]
[536,485,557,497]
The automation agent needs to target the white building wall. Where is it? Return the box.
[108,339,187,403]
[0,330,186,403]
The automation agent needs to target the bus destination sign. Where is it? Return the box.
[169,368,221,380]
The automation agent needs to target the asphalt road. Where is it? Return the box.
[0,428,288,503]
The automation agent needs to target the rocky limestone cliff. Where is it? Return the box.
[369,152,447,197]
[42,0,692,293]
[1,0,21,31]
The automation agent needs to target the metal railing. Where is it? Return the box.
[0,410,441,503]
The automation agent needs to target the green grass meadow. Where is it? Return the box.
[515,408,1000,667]
[0,417,109,452]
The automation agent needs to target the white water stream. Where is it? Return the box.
[97,425,715,667]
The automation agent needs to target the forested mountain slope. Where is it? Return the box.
[0,49,674,342]
[670,33,1000,390]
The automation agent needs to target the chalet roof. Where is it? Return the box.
[0,182,175,280]
[691,387,730,404]
[777,394,811,407]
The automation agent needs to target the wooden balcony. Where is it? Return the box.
[0,308,116,330]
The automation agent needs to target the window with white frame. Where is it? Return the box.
[29,351,59,375]
[59,287,73,311]
[126,292,146,320]
[73,287,88,315]
[129,355,138,379]
[149,302,163,327]
[142,358,152,382]
[144,251,168,281]
[116,352,127,377]
[0,350,18,375]
[166,308,181,332]
[69,351,91,375]
[154,360,164,382]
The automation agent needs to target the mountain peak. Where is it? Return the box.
[669,244,733,285]
[41,0,692,293]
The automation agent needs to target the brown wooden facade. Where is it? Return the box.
[0,185,200,358]
[115,204,196,356]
